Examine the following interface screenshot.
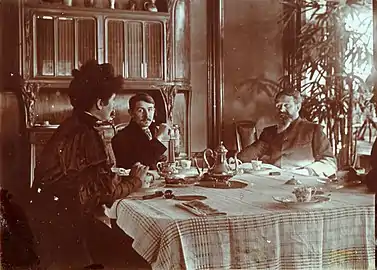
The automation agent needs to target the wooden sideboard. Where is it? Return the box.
[0,0,192,186]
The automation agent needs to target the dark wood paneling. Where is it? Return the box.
[0,92,30,197]
[0,0,3,91]
[2,0,20,90]
[206,0,224,149]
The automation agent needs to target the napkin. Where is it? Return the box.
[176,200,227,216]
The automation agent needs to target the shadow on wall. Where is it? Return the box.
[222,78,279,151]
[221,0,283,151]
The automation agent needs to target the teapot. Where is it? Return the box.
[203,141,242,178]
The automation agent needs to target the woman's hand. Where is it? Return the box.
[130,162,149,184]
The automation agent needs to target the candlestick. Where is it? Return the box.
[168,139,175,163]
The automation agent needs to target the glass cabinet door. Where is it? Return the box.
[36,15,54,76]
[77,18,96,68]
[34,13,96,77]
[106,18,164,80]
[57,17,74,76]
[145,21,164,79]
[107,20,125,76]
[126,21,143,79]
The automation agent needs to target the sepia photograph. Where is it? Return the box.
[0,0,375,269]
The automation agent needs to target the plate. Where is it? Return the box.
[243,167,272,174]
[173,195,207,201]
[238,163,280,174]
[272,195,330,208]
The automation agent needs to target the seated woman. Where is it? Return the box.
[30,60,148,269]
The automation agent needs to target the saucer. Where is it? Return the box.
[273,195,330,209]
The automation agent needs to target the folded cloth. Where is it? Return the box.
[176,200,227,216]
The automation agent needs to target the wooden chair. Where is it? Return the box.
[114,122,128,133]
[235,120,257,152]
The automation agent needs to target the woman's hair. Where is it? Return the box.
[129,93,155,111]
[68,60,123,111]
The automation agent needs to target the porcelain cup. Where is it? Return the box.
[293,186,317,202]
[141,172,155,188]
[251,160,262,171]
[180,159,192,169]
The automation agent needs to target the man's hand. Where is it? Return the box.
[155,123,170,141]
[130,162,149,184]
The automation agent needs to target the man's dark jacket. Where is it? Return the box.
[365,137,377,192]
[111,120,167,169]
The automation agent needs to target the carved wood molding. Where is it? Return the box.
[21,80,43,128]
[23,7,33,78]
[158,84,178,124]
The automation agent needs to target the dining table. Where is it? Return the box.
[105,164,376,270]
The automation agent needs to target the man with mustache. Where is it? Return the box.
[238,89,337,177]
[112,93,170,169]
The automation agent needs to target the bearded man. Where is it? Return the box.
[238,89,337,177]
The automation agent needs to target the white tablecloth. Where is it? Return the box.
[107,167,375,270]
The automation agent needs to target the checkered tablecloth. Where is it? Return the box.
[107,168,375,270]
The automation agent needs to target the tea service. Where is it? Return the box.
[111,167,158,189]
[156,141,245,187]
[203,141,242,178]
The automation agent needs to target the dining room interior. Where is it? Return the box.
[0,0,376,269]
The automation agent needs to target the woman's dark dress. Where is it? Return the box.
[30,112,141,269]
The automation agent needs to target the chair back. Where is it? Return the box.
[235,120,257,152]
[115,122,128,133]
